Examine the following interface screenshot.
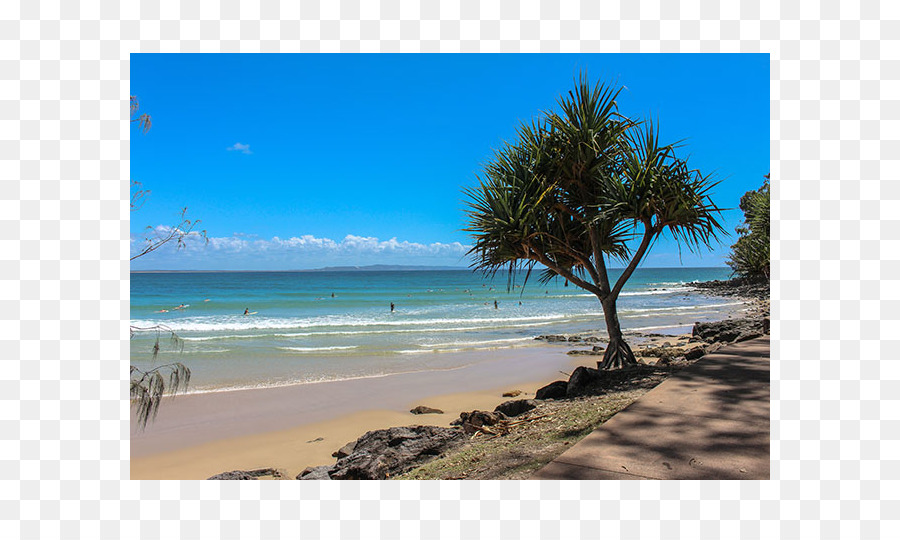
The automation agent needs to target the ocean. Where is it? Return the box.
[130,267,741,393]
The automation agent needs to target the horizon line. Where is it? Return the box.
[131,265,731,274]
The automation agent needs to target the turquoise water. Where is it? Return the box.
[130,267,739,392]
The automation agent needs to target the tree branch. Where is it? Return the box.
[610,221,657,299]
[587,225,612,295]
[527,246,603,296]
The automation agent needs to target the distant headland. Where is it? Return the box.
[131,265,470,273]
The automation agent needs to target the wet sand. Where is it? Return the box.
[131,345,591,479]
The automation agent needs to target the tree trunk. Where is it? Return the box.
[598,297,637,370]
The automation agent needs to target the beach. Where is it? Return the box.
[130,268,753,479]
[131,345,610,479]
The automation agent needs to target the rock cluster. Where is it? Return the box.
[567,345,606,356]
[692,317,768,344]
[535,334,606,344]
[689,276,769,299]
[207,468,283,480]
[297,425,466,480]
[635,346,687,358]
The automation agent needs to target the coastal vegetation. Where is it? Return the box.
[129,96,197,428]
[726,174,770,279]
[464,75,724,370]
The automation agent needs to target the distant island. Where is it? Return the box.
[131,265,470,273]
[301,264,468,272]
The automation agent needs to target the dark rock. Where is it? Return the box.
[636,346,686,358]
[567,336,582,342]
[688,277,769,300]
[692,317,768,344]
[658,351,676,364]
[584,336,601,343]
[332,440,357,459]
[535,380,568,400]
[208,468,283,480]
[297,466,332,480]
[452,410,507,434]
[502,390,522,398]
[683,347,706,361]
[566,366,602,397]
[494,399,537,418]
[735,332,763,343]
[567,349,602,356]
[328,425,466,480]
[535,334,568,342]
[592,345,605,352]
[306,437,324,443]
[410,405,444,415]
[208,470,258,480]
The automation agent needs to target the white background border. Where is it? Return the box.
[3,1,895,538]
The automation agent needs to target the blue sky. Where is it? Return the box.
[130,54,769,271]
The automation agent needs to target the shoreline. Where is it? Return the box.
[131,344,600,479]
[131,376,575,480]
[130,284,764,480]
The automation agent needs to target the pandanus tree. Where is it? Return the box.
[464,76,724,369]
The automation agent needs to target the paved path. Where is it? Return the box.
[532,336,770,480]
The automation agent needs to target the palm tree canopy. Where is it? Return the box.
[464,75,724,296]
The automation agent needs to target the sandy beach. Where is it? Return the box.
[131,344,601,479]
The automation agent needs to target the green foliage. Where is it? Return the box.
[726,175,770,279]
[463,75,724,369]
[130,361,191,430]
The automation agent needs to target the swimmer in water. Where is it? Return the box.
[244,308,249,315]
[390,302,395,312]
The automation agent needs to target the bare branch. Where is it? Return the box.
[130,208,208,261]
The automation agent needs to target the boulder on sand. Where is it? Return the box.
[208,468,283,480]
[683,346,706,361]
[567,349,603,356]
[494,399,537,418]
[566,366,602,397]
[502,390,522,397]
[326,425,466,480]
[332,440,357,459]
[410,405,444,415]
[296,465,332,480]
[535,380,568,400]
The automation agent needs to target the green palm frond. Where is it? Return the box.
[463,74,724,296]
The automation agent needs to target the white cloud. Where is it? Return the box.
[131,230,472,269]
[226,142,252,154]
